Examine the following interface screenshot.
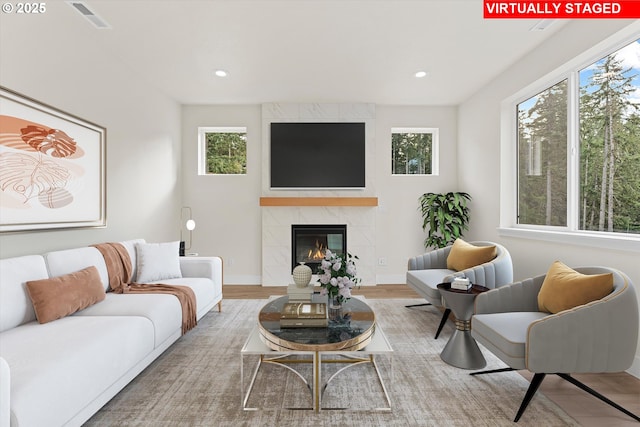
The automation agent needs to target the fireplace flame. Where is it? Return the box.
[306,240,326,261]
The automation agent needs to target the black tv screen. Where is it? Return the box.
[270,122,366,189]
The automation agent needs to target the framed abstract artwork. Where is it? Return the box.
[0,86,106,232]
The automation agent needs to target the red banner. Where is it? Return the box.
[484,1,640,18]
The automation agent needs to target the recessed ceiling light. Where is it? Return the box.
[215,70,228,77]
[415,71,428,78]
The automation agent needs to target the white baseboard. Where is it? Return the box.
[627,355,640,379]
[375,274,406,284]
[223,275,262,285]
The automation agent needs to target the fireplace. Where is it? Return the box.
[291,224,347,273]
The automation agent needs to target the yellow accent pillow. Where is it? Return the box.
[26,266,105,324]
[446,239,497,271]
[537,261,614,314]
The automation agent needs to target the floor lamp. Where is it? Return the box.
[180,207,196,256]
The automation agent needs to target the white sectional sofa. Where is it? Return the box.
[0,239,223,427]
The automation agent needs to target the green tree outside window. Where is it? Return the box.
[199,128,247,175]
[516,38,640,235]
[391,128,438,175]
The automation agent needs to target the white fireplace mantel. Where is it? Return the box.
[261,205,376,286]
[260,103,377,286]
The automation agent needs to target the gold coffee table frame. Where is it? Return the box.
[241,295,393,412]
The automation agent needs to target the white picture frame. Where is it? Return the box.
[0,86,106,232]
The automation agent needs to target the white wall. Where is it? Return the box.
[0,4,181,258]
[374,105,458,283]
[181,105,263,284]
[458,19,640,377]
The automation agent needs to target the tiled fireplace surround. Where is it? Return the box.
[261,103,377,286]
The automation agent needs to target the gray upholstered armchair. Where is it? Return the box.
[471,266,639,422]
[406,240,513,338]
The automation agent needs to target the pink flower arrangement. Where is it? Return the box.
[317,250,361,304]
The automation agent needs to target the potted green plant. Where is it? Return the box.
[419,191,471,249]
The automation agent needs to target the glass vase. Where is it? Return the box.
[328,295,343,321]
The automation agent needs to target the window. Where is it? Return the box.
[198,127,247,175]
[514,37,640,236]
[391,128,439,175]
[517,80,568,227]
[579,46,640,233]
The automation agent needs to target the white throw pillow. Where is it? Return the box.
[135,241,182,283]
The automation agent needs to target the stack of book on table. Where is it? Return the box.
[451,277,472,291]
[280,302,328,328]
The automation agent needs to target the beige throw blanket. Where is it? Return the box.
[93,242,197,335]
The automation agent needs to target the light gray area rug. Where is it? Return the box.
[85,298,578,426]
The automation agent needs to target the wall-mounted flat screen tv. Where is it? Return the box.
[270,122,366,189]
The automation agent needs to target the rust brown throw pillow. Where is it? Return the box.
[26,266,105,324]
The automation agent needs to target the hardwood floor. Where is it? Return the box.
[223,284,640,426]
[222,283,420,299]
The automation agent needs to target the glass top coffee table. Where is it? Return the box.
[257,295,376,352]
[241,295,393,412]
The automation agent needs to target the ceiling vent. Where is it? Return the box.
[66,1,111,29]
[530,19,555,32]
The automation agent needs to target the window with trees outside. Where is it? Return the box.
[198,127,247,175]
[517,37,640,235]
[391,128,439,175]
